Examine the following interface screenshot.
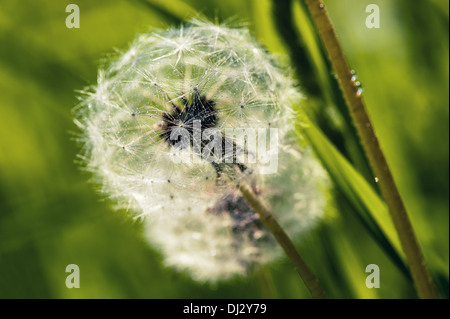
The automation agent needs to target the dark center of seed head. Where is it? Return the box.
[160,93,218,146]
[159,92,248,176]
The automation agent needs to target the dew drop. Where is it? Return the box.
[319,3,324,9]
[356,87,364,97]
[374,177,379,183]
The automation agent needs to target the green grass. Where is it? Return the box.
[0,0,448,298]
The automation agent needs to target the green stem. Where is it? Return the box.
[303,0,437,299]
[239,180,327,299]
[273,0,377,187]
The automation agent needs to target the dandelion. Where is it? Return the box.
[75,19,328,295]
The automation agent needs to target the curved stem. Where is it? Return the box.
[303,0,437,298]
[239,180,327,299]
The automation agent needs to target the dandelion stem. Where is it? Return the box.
[238,180,327,299]
[303,0,437,298]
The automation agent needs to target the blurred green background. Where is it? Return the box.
[0,0,448,298]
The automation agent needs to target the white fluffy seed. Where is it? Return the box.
[75,20,329,281]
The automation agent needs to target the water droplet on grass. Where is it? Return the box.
[356,87,364,97]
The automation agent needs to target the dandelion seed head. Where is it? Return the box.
[75,20,328,281]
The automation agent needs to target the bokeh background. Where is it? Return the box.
[0,0,448,298]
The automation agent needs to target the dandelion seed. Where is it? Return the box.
[75,20,329,281]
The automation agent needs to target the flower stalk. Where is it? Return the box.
[239,180,327,299]
[303,0,437,299]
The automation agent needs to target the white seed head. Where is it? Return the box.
[75,20,329,281]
